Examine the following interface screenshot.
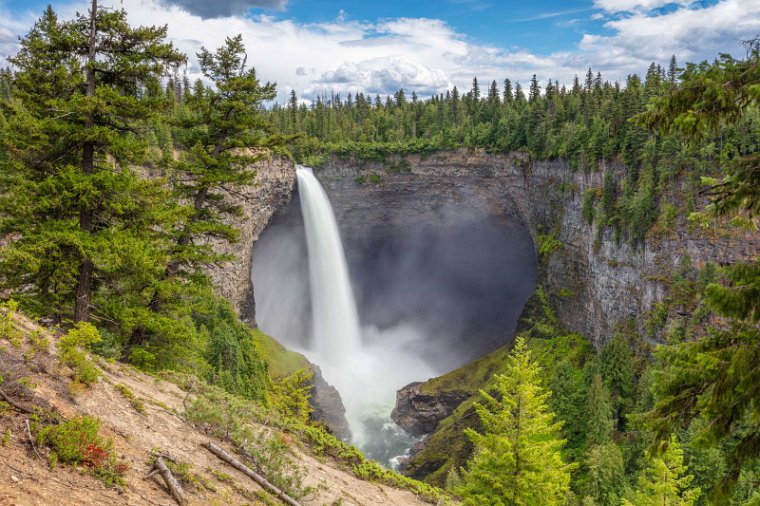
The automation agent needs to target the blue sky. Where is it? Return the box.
[1,0,759,101]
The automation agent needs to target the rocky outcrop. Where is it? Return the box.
[205,157,295,317]
[309,366,352,441]
[391,383,470,436]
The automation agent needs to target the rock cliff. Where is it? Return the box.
[205,156,295,317]
[314,151,757,348]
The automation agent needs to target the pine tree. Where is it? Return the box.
[622,438,700,506]
[0,2,184,322]
[456,337,574,505]
[122,34,279,357]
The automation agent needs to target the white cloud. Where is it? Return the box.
[1,0,759,101]
[581,0,760,70]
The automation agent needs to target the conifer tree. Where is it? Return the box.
[639,38,760,498]
[585,442,626,506]
[0,2,184,322]
[622,438,700,506]
[122,34,279,357]
[586,373,614,447]
[600,333,635,429]
[456,337,574,506]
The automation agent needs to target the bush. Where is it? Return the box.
[271,369,313,424]
[58,323,101,385]
[34,415,127,486]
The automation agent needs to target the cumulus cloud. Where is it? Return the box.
[1,0,759,101]
[581,0,760,71]
[157,0,287,19]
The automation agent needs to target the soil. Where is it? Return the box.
[0,315,432,506]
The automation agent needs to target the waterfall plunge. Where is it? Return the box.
[296,166,361,365]
[295,166,436,454]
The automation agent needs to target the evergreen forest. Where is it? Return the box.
[0,3,758,505]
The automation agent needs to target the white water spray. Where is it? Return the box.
[296,166,361,365]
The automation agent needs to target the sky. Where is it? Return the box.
[1,0,759,102]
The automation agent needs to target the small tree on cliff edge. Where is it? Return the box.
[456,337,575,505]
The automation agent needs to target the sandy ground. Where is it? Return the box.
[0,316,433,506]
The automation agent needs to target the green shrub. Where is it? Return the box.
[537,233,563,261]
[58,323,102,385]
[0,300,22,346]
[271,369,313,424]
[34,415,127,486]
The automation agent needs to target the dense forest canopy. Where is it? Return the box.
[0,3,758,505]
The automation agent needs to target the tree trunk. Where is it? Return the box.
[73,0,98,323]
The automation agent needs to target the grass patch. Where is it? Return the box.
[114,383,146,414]
[256,331,310,379]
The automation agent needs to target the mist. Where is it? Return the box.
[251,174,536,462]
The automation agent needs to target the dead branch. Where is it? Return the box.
[25,419,42,460]
[202,442,302,506]
[151,456,186,506]
[0,388,34,414]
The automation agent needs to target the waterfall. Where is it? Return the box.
[296,166,361,365]
[295,165,437,456]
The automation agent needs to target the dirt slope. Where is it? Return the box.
[0,315,431,506]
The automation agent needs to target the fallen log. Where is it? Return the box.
[152,456,186,505]
[202,442,302,506]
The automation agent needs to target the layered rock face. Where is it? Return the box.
[205,157,295,317]
[317,151,758,349]
[221,150,757,443]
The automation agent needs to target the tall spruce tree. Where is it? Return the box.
[456,337,574,505]
[585,442,626,506]
[586,373,615,447]
[0,2,184,323]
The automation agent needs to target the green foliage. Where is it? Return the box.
[58,322,101,385]
[271,368,313,425]
[457,337,575,505]
[599,333,635,430]
[537,233,563,262]
[583,189,599,225]
[585,442,626,506]
[585,374,614,447]
[34,415,128,486]
[0,3,185,323]
[636,39,760,502]
[352,461,443,503]
[199,298,270,402]
[622,438,700,506]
